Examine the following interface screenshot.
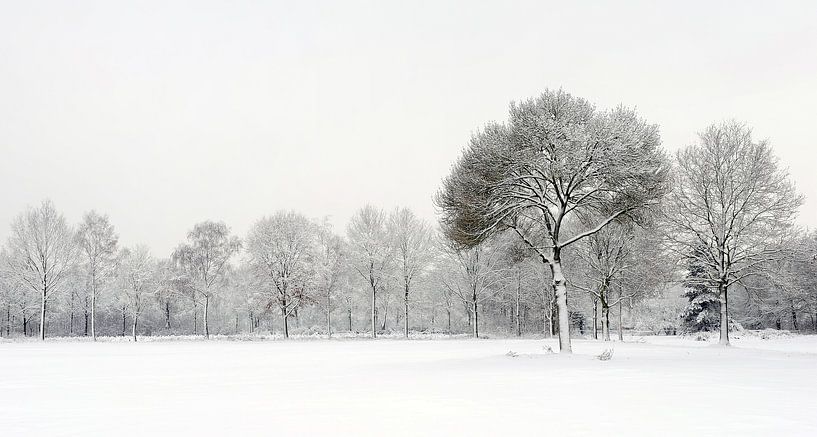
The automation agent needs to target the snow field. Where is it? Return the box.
[1,335,816,436]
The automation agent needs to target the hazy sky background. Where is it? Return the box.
[1,1,816,256]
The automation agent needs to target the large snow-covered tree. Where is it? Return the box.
[347,205,393,338]
[75,210,119,340]
[437,89,669,352]
[172,221,241,339]
[665,121,802,345]
[246,211,316,338]
[3,200,77,340]
[389,207,435,337]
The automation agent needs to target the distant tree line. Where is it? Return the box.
[1,89,815,346]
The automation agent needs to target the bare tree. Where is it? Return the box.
[3,200,77,340]
[75,211,119,341]
[315,221,346,338]
[245,211,316,338]
[437,89,669,352]
[438,236,509,338]
[117,246,155,342]
[665,121,802,345]
[569,221,669,341]
[389,207,435,338]
[172,221,241,339]
[154,259,188,332]
[347,205,393,338]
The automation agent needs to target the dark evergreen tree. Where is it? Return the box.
[680,250,720,332]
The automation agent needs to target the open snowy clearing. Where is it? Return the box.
[2,335,816,436]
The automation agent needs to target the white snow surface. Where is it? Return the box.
[2,335,816,436]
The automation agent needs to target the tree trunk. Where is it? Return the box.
[192,291,198,335]
[542,292,548,336]
[84,308,88,336]
[515,274,521,337]
[472,297,479,339]
[592,298,598,340]
[404,282,410,338]
[69,291,75,336]
[371,283,377,339]
[550,259,572,353]
[447,307,452,336]
[326,289,332,338]
[718,282,730,346]
[132,314,138,342]
[121,307,126,336]
[204,295,210,339]
[791,306,797,331]
[348,306,353,332]
[91,283,97,341]
[618,300,624,341]
[601,303,611,341]
[281,296,289,339]
[380,298,388,332]
[39,286,47,341]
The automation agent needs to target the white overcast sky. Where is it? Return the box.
[1,1,816,256]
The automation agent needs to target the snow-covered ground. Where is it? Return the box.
[2,335,816,436]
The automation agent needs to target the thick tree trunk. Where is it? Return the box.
[132,315,138,342]
[601,303,611,341]
[791,306,797,331]
[348,306,353,332]
[164,301,171,329]
[718,282,730,346]
[550,259,572,353]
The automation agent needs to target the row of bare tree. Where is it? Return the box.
[2,89,815,344]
